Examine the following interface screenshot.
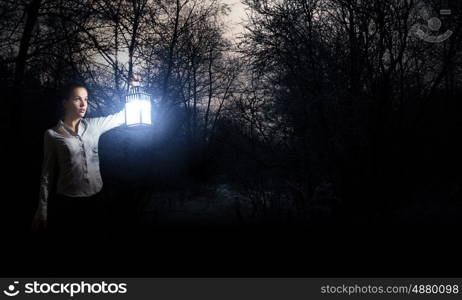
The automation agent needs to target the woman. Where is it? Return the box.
[30,79,133,237]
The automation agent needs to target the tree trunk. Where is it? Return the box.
[14,0,42,86]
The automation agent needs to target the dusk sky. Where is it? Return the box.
[222,0,247,40]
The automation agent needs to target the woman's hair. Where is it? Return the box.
[61,81,88,101]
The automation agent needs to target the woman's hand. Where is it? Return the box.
[130,74,141,86]
[31,219,48,232]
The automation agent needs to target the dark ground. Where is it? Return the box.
[2,179,461,277]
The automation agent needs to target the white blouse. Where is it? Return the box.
[34,109,126,221]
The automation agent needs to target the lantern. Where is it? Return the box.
[125,80,152,126]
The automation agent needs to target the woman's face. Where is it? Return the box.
[63,87,88,119]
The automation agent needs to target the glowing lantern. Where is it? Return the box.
[125,78,152,126]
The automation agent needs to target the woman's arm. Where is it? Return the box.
[86,106,126,136]
[87,76,143,135]
[32,130,57,227]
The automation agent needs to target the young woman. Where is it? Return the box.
[30,80,133,237]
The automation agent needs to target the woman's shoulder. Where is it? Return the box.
[44,126,58,135]
[43,128,57,142]
[44,123,66,138]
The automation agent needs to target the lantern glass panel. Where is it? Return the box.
[139,98,152,124]
[125,86,152,126]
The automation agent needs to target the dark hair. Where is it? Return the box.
[61,81,88,101]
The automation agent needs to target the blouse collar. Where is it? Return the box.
[58,118,88,136]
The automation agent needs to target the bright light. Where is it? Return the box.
[126,99,151,125]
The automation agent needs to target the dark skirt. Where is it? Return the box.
[47,190,109,241]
